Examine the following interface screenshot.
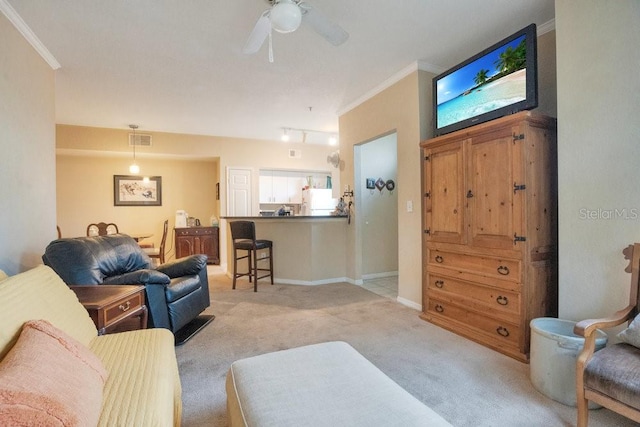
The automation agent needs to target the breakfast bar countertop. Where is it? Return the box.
[221,215,347,220]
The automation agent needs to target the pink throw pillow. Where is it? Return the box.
[0,319,108,426]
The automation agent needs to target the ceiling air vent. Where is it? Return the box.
[129,133,152,146]
[288,149,301,159]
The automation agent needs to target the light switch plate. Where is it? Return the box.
[406,200,413,212]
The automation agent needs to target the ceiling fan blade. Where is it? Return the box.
[300,3,349,46]
[242,11,271,54]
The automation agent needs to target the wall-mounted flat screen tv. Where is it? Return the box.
[433,23,538,137]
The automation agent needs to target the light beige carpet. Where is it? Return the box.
[176,274,634,426]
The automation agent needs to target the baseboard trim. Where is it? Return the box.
[397,296,421,311]
[361,271,399,280]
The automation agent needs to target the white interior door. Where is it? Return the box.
[227,168,252,216]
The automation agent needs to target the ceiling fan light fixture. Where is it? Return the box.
[270,0,302,33]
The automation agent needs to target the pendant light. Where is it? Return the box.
[129,124,140,174]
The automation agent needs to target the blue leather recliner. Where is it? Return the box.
[42,234,210,335]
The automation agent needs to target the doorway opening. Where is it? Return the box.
[354,132,398,299]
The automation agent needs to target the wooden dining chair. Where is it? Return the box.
[574,243,640,426]
[144,220,168,265]
[87,222,119,236]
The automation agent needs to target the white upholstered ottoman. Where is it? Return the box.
[225,341,451,426]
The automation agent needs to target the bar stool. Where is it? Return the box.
[230,221,273,292]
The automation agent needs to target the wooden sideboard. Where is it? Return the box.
[175,226,220,264]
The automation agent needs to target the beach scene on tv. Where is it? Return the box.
[436,35,527,129]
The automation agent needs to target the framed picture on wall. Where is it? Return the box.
[114,175,162,206]
[366,178,375,189]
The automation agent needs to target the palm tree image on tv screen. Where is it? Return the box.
[436,35,528,129]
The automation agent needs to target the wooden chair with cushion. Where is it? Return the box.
[86,222,119,236]
[230,220,273,292]
[143,219,168,265]
[574,242,640,426]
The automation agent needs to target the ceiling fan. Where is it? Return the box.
[327,150,340,168]
[243,0,349,62]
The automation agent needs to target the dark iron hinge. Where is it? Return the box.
[424,191,431,198]
[513,234,527,244]
[424,229,431,235]
[424,155,430,161]
[513,183,526,193]
[513,133,525,142]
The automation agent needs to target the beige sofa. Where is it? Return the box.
[0,265,182,426]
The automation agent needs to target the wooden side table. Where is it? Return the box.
[70,285,148,335]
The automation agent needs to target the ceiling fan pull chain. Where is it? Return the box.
[268,29,274,63]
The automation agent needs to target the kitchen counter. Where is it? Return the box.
[223,215,347,220]
[221,216,348,285]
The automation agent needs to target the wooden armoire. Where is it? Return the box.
[419,111,557,362]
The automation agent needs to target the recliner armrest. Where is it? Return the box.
[156,255,207,278]
[103,269,171,286]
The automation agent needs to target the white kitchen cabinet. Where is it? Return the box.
[260,170,304,204]
[259,173,274,203]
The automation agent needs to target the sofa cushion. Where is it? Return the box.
[89,328,182,427]
[166,275,201,303]
[617,313,640,348]
[584,342,640,410]
[0,320,107,426]
[0,266,97,360]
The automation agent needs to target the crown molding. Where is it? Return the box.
[336,17,556,118]
[0,0,61,70]
[538,18,555,35]
[56,148,217,161]
[337,60,445,116]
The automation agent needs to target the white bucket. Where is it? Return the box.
[530,317,607,407]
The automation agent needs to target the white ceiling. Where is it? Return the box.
[6,0,555,145]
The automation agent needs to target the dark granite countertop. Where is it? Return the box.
[221,215,347,220]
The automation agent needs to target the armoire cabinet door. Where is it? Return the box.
[466,126,524,250]
[423,140,466,245]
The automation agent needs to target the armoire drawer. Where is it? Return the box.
[427,298,521,347]
[428,250,521,281]
[427,274,521,317]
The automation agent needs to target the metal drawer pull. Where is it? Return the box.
[496,326,510,337]
[497,265,510,275]
[435,255,444,263]
[118,301,131,312]
[435,280,444,288]
[435,304,444,313]
[496,295,509,305]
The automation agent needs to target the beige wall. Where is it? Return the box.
[339,71,427,307]
[556,1,640,321]
[0,14,56,275]
[338,28,557,309]
[56,124,338,267]
[56,154,218,261]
